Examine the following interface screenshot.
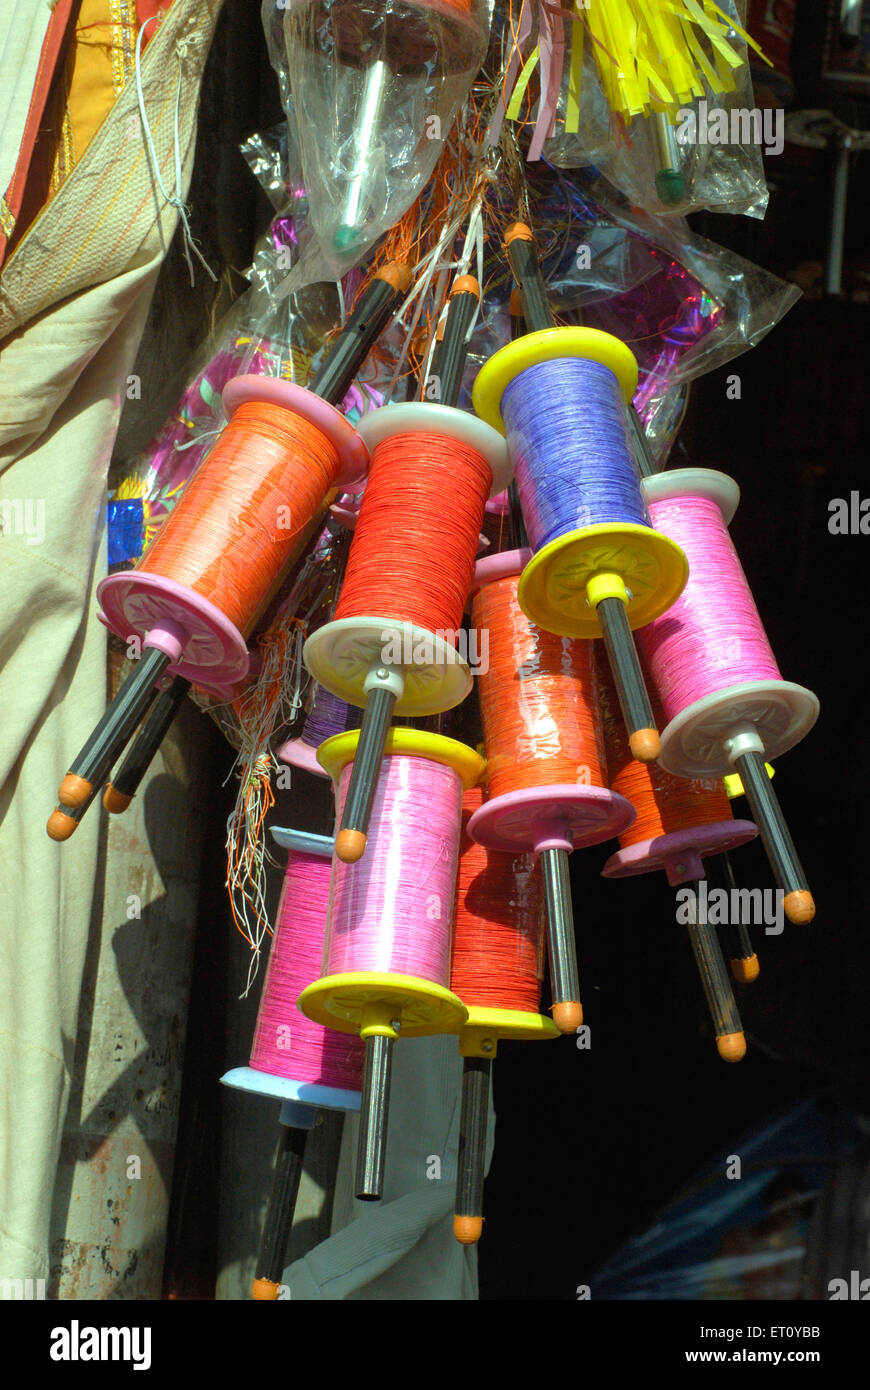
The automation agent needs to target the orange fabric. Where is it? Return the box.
[4,0,169,265]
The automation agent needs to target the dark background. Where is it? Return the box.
[143,0,870,1299]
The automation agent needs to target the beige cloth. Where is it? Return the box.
[0,0,223,1287]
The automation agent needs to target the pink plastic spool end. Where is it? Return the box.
[468,785,635,856]
[602,819,758,887]
[97,571,251,686]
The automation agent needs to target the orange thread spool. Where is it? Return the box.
[334,431,491,639]
[598,655,731,850]
[472,574,607,800]
[138,402,341,636]
[450,786,545,1014]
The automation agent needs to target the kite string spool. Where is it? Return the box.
[472,574,607,800]
[598,659,731,850]
[302,683,361,748]
[500,358,648,553]
[138,401,342,634]
[334,431,491,639]
[451,788,545,1014]
[324,754,463,982]
[250,850,364,1090]
[638,494,782,721]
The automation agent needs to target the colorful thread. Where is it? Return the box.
[324,754,463,981]
[472,572,607,799]
[500,358,647,553]
[138,401,341,636]
[450,786,545,1013]
[334,431,491,639]
[250,849,364,1090]
[637,493,781,722]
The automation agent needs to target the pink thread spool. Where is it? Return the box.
[222,828,362,1117]
[637,468,819,925]
[466,547,635,1033]
[298,728,483,1201]
[98,377,368,689]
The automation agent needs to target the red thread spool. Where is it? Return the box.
[472,570,607,800]
[598,653,756,885]
[335,432,490,638]
[451,786,545,1014]
[304,403,511,722]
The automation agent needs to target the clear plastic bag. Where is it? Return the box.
[458,161,799,462]
[261,0,490,289]
[507,1,772,220]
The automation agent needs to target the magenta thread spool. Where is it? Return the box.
[298,727,482,1200]
[467,547,635,1033]
[637,468,819,925]
[222,828,362,1115]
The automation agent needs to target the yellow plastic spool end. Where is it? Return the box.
[457,1007,560,1057]
[473,327,639,435]
[723,763,775,800]
[517,524,688,639]
[317,728,485,789]
[298,972,468,1039]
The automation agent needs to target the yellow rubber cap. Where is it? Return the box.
[453,1215,483,1245]
[103,784,132,814]
[552,1000,583,1034]
[251,1278,280,1301]
[59,773,92,807]
[784,890,815,924]
[629,728,661,763]
[716,1031,747,1063]
[47,809,78,841]
[731,954,760,984]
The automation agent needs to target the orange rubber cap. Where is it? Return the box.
[47,809,78,842]
[716,1031,747,1063]
[552,1000,583,1034]
[251,1278,280,1301]
[731,954,760,984]
[377,261,412,293]
[336,829,367,863]
[103,784,132,814]
[505,221,534,246]
[784,890,815,924]
[450,274,480,300]
[629,728,661,763]
[59,773,92,807]
[453,1215,483,1245]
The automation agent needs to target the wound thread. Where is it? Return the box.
[250,849,363,1091]
[637,493,781,721]
[334,431,491,639]
[472,572,607,799]
[138,401,341,635]
[500,358,648,553]
[324,753,463,982]
[450,787,545,1014]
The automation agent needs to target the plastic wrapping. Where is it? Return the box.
[262,0,489,288]
[516,0,772,219]
[457,161,800,463]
